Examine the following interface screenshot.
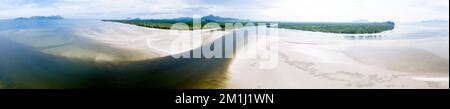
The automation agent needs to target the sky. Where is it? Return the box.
[0,0,448,22]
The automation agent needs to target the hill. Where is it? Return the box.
[15,15,64,20]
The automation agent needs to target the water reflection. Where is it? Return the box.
[1,20,448,89]
[0,20,258,89]
[343,35,383,40]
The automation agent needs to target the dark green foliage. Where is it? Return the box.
[102,20,395,34]
[278,21,395,34]
[102,20,235,30]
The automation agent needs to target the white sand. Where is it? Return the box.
[227,24,449,89]
[69,22,450,89]
[3,20,226,62]
[3,20,447,89]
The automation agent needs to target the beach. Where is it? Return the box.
[0,20,448,89]
[228,23,449,89]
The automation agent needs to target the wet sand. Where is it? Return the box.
[227,23,449,89]
[1,20,448,89]
[0,20,230,89]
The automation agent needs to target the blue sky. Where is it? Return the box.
[0,0,448,22]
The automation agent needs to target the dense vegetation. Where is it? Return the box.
[103,20,238,30]
[103,20,395,34]
[277,22,395,34]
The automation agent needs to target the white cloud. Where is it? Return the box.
[259,0,449,22]
[0,0,448,22]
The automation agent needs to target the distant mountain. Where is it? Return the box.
[126,17,141,20]
[127,15,242,22]
[15,15,64,20]
[166,17,193,22]
[201,15,239,22]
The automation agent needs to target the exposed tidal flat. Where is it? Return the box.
[228,22,449,89]
[0,20,448,89]
[0,20,229,89]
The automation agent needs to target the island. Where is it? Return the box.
[103,15,395,34]
[14,15,64,20]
